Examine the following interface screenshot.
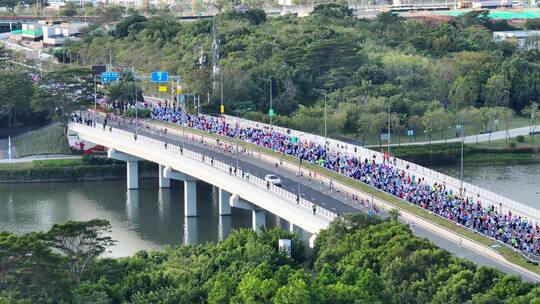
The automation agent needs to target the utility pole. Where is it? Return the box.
[388,102,391,156]
[94,75,97,110]
[314,88,328,145]
[220,69,224,115]
[269,78,273,126]
[460,124,465,196]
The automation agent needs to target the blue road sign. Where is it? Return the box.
[151,71,169,83]
[101,72,119,83]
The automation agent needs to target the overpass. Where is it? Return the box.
[68,116,540,282]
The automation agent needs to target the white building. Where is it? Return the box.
[42,23,81,46]
[493,30,540,50]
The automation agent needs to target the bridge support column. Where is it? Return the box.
[218,188,231,215]
[163,166,198,217]
[184,180,197,217]
[218,215,232,241]
[158,164,170,188]
[252,209,266,233]
[127,161,139,190]
[309,234,317,249]
[108,148,142,190]
[288,221,295,233]
[184,217,198,245]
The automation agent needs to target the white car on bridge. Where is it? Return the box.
[265,174,282,186]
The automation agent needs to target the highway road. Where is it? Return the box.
[92,117,539,282]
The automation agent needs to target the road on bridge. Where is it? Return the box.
[90,116,539,282]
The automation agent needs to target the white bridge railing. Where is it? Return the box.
[223,115,540,223]
[70,122,338,226]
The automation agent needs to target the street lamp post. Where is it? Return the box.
[388,102,391,156]
[296,134,308,204]
[460,124,465,195]
[93,75,97,110]
[235,112,240,170]
[313,89,327,145]
[260,77,273,126]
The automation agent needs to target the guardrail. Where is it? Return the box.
[79,112,540,267]
[70,121,337,225]
[222,114,540,223]
[148,116,540,266]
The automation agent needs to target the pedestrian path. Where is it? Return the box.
[366,124,540,147]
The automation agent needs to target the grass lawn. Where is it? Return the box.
[13,124,71,158]
[0,158,83,172]
[151,118,540,275]
[342,115,533,146]
[470,135,540,150]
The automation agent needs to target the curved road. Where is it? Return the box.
[92,116,539,282]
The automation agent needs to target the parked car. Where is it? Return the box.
[265,174,282,186]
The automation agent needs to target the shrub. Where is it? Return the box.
[516,135,525,143]
[510,142,517,148]
[123,108,151,118]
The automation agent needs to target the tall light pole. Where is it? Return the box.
[387,102,391,156]
[93,75,97,110]
[460,124,465,196]
[296,134,308,203]
[235,111,240,170]
[260,77,273,125]
[314,89,327,145]
[220,67,224,116]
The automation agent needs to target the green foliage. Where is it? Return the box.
[0,70,34,127]
[64,7,540,141]
[12,123,70,157]
[123,108,151,118]
[517,135,525,142]
[2,215,540,303]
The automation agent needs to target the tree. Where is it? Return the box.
[31,68,93,135]
[521,102,540,142]
[482,74,510,107]
[45,219,116,283]
[422,108,453,143]
[449,75,478,111]
[497,107,514,141]
[61,2,78,16]
[389,209,400,222]
[0,232,68,302]
[0,71,33,127]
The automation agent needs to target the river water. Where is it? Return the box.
[435,163,540,207]
[0,179,294,256]
[1,163,538,257]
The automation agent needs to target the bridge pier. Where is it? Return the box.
[218,188,231,215]
[289,221,295,233]
[309,234,317,249]
[184,217,198,245]
[184,180,197,217]
[163,166,198,217]
[127,161,139,190]
[107,148,142,190]
[218,215,232,241]
[252,209,266,233]
[158,164,171,188]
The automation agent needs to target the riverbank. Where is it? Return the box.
[0,155,157,182]
[373,141,540,166]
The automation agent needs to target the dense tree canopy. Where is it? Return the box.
[64,5,540,142]
[1,215,539,303]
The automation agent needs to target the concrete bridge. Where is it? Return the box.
[68,118,540,282]
[70,122,336,247]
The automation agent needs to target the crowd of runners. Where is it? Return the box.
[149,105,540,257]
